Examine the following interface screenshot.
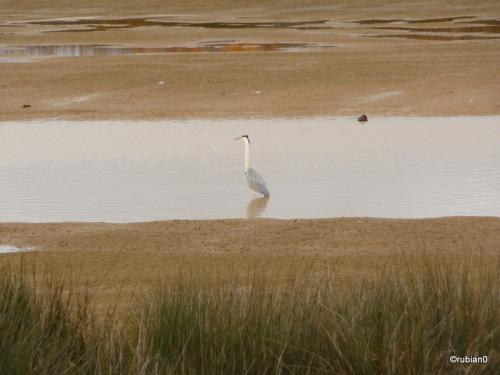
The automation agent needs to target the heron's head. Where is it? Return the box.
[234,134,250,144]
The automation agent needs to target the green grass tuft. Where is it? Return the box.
[0,256,498,374]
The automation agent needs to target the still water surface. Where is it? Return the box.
[0,245,34,253]
[0,42,332,58]
[0,117,499,222]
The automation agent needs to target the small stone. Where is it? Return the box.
[358,114,368,122]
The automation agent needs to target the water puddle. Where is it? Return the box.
[0,245,35,254]
[465,19,500,26]
[361,91,402,102]
[0,42,332,58]
[0,117,499,222]
[375,25,500,34]
[370,34,500,41]
[19,17,330,33]
[354,16,474,25]
[0,56,41,63]
[355,16,500,41]
[355,19,406,25]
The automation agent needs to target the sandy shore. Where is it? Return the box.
[1,217,500,313]
[1,0,500,120]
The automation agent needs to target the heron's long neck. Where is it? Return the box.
[244,140,251,172]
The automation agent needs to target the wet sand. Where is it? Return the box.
[1,0,500,120]
[1,217,500,313]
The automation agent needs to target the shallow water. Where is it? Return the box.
[0,117,499,222]
[0,42,332,58]
[354,16,500,26]
[370,34,500,41]
[0,245,34,253]
[19,18,330,33]
[375,25,500,34]
[356,16,500,42]
[355,16,475,25]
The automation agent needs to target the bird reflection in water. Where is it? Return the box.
[246,196,270,218]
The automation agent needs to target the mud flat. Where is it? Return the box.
[1,0,500,120]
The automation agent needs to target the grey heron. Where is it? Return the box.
[235,134,270,197]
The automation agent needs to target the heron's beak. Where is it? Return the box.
[234,136,242,141]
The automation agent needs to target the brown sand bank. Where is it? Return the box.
[1,0,500,120]
[1,217,500,314]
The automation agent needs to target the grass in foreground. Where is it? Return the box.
[0,255,498,374]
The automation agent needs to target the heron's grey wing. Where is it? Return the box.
[245,168,270,196]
